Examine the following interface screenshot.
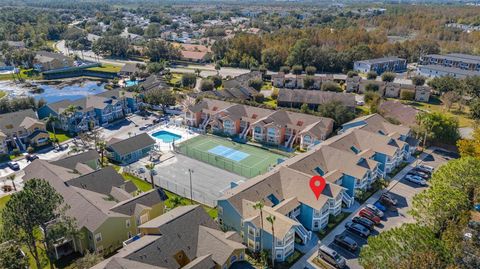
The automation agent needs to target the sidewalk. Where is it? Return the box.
[291,152,430,269]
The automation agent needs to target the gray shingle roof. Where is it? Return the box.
[67,166,133,196]
[107,133,155,156]
[110,188,168,215]
[51,150,100,170]
[0,109,40,135]
[277,89,356,107]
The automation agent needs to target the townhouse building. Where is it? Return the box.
[217,114,417,261]
[38,89,139,133]
[418,53,480,78]
[353,56,407,74]
[271,73,332,90]
[0,109,50,153]
[347,76,431,103]
[184,98,334,150]
[34,51,74,72]
[92,205,246,269]
[277,89,356,110]
[218,166,344,261]
[23,152,168,258]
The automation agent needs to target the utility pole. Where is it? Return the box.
[188,168,194,204]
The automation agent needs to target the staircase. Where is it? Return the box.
[342,191,354,208]
[287,133,299,148]
[199,115,210,130]
[240,125,250,139]
[291,216,312,244]
[14,136,25,152]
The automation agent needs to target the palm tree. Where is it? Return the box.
[145,163,156,189]
[7,174,16,191]
[120,90,127,116]
[266,215,276,268]
[169,196,183,208]
[253,201,264,253]
[194,68,201,77]
[96,141,107,167]
[46,114,59,145]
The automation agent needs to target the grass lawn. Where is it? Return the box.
[122,172,218,219]
[401,96,474,128]
[49,131,73,143]
[168,73,182,86]
[86,63,122,73]
[0,90,6,99]
[0,195,11,227]
[263,97,277,108]
[0,69,42,81]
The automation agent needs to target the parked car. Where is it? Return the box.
[26,154,39,162]
[345,221,370,238]
[334,234,358,252]
[365,204,384,217]
[358,209,381,225]
[409,169,430,179]
[417,164,434,174]
[137,167,146,174]
[380,193,398,206]
[7,162,20,171]
[373,201,387,212]
[318,245,346,269]
[352,216,375,231]
[404,175,427,186]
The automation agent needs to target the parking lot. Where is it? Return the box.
[297,149,450,269]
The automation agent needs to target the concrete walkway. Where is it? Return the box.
[291,152,430,269]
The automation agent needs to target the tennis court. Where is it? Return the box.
[175,135,287,178]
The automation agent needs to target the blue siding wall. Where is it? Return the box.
[298,204,314,230]
[341,174,356,197]
[218,200,242,232]
[373,152,388,173]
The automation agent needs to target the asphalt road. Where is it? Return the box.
[55,40,251,78]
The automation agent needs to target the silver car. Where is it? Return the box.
[318,245,346,269]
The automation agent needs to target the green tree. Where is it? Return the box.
[286,39,310,66]
[266,215,276,268]
[291,65,303,75]
[364,83,380,92]
[300,103,310,113]
[347,71,359,78]
[145,89,176,113]
[412,75,426,86]
[457,128,480,158]
[0,241,29,269]
[200,79,214,92]
[146,40,180,62]
[169,196,184,208]
[279,66,290,74]
[1,179,70,269]
[469,98,480,120]
[252,202,265,252]
[464,75,480,98]
[381,72,396,82]
[210,75,222,89]
[96,141,106,167]
[46,114,59,145]
[318,101,355,126]
[182,73,197,88]
[359,224,450,269]
[145,163,156,189]
[305,66,317,76]
[427,76,460,94]
[400,89,415,100]
[364,91,382,113]
[410,157,480,232]
[366,71,378,80]
[248,78,263,91]
[321,81,342,92]
[75,251,103,269]
[415,112,460,146]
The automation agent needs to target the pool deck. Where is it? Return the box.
[148,125,198,152]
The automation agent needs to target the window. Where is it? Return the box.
[254,126,262,134]
[350,145,359,154]
[140,213,149,224]
[126,219,130,228]
[95,233,102,242]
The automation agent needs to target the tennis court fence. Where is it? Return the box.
[174,144,267,178]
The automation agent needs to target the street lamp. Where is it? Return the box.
[188,168,194,204]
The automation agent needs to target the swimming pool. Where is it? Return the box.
[151,130,182,143]
[125,80,139,87]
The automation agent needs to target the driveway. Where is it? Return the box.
[292,149,448,269]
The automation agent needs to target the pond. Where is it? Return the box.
[0,81,106,103]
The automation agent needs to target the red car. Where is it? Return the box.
[358,209,381,225]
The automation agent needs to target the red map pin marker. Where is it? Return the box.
[309,175,326,200]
